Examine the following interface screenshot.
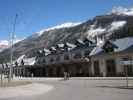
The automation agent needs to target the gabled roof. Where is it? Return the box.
[90,37,133,57]
[83,38,95,45]
[122,45,133,53]
[102,40,118,51]
[55,44,64,50]
[50,46,56,51]
[113,37,133,52]
[44,48,50,53]
[57,44,64,48]
[63,42,76,51]
[75,39,84,47]
[16,55,36,66]
[64,42,76,48]
[43,48,51,55]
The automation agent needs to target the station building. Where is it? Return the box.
[1,37,133,77]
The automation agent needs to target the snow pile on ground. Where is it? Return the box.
[0,83,54,99]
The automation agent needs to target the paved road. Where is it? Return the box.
[1,79,133,100]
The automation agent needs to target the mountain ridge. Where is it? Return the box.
[0,7,133,63]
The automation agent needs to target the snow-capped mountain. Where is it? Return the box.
[110,6,133,16]
[0,38,24,52]
[87,20,127,38]
[0,40,9,52]
[0,7,133,63]
[37,22,81,36]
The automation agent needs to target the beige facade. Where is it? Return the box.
[91,52,133,77]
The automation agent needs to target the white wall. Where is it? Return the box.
[115,57,123,73]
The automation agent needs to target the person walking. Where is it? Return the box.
[64,72,67,80]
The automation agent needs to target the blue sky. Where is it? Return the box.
[0,0,132,40]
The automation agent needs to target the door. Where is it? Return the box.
[106,59,116,77]
[94,61,100,76]
[124,65,133,76]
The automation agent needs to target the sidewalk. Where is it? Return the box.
[14,77,133,81]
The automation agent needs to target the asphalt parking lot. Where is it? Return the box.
[1,78,133,100]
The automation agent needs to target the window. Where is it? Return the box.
[64,54,69,60]
[56,56,60,61]
[42,58,46,63]
[50,58,54,62]
[74,52,82,59]
[106,59,116,76]
[84,50,90,57]
[122,57,131,61]
[94,60,100,76]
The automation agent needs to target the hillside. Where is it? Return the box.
[0,7,133,63]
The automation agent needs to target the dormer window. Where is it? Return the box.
[83,38,94,46]
[74,52,82,59]
[102,40,118,53]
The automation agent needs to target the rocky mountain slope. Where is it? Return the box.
[0,7,133,63]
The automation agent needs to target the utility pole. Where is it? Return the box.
[9,14,18,82]
[126,65,128,88]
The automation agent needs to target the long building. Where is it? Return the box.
[1,37,133,77]
[29,38,96,77]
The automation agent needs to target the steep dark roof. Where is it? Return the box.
[83,38,95,46]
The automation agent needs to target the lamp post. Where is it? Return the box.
[8,14,18,82]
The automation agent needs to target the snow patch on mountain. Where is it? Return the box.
[109,21,127,31]
[0,38,24,52]
[0,40,9,52]
[87,27,106,37]
[38,22,81,36]
[87,20,126,38]
[0,40,9,46]
[110,6,133,16]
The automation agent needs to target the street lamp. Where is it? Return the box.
[9,14,18,82]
